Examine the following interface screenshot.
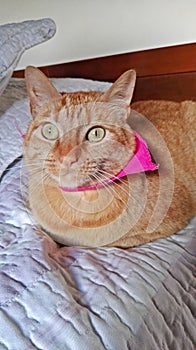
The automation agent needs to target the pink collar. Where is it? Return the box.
[60,131,159,192]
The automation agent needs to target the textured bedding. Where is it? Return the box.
[0,18,56,95]
[0,78,195,350]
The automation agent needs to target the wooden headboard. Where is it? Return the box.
[14,43,196,102]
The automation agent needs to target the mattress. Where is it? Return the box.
[0,78,195,350]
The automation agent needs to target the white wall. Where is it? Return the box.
[1,0,196,70]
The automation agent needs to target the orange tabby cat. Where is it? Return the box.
[23,66,196,247]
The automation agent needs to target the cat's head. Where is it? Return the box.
[24,67,136,191]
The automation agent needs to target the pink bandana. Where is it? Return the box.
[60,131,159,192]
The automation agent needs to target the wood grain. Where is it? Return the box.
[13,43,196,101]
[133,72,196,102]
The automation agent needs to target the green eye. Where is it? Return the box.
[41,123,59,140]
[86,127,105,142]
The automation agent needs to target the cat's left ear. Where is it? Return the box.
[102,69,136,107]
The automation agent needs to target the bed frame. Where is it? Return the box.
[14,43,196,102]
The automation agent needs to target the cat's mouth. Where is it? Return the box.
[59,175,115,192]
[59,166,116,192]
[59,132,159,192]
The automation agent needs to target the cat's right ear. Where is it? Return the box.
[25,66,61,118]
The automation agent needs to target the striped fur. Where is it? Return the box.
[23,67,196,247]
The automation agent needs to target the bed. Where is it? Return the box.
[0,19,196,350]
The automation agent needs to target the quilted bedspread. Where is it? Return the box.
[0,78,195,350]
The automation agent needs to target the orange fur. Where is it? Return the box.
[23,67,196,247]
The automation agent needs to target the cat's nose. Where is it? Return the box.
[61,147,81,166]
[53,140,72,163]
[58,146,72,163]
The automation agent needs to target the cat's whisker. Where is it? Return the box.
[24,161,47,167]
[28,172,51,197]
[94,168,145,209]
[97,168,131,193]
[84,146,129,187]
[91,172,130,208]
[90,172,117,197]
[23,167,46,178]
[24,165,45,171]
[23,162,50,171]
[98,168,128,183]
[81,148,132,203]
[24,164,44,170]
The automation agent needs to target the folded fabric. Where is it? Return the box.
[0,18,56,95]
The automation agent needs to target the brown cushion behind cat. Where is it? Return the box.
[23,67,196,247]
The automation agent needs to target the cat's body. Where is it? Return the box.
[24,67,195,247]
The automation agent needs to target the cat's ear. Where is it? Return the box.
[25,66,61,118]
[102,69,136,107]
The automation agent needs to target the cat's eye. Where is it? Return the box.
[41,123,59,140]
[86,127,105,142]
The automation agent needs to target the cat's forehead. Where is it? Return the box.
[61,91,102,106]
[52,91,101,129]
[57,103,93,130]
[56,91,127,130]
[32,90,128,135]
